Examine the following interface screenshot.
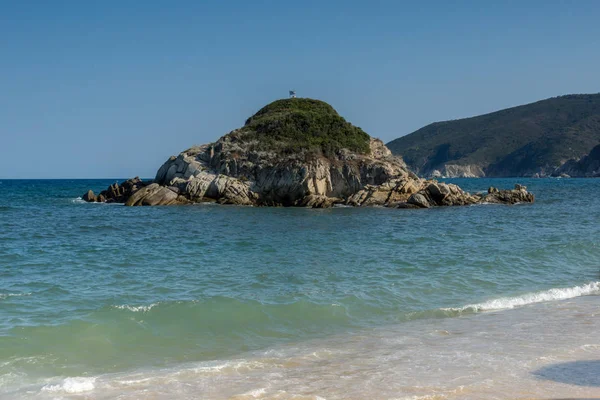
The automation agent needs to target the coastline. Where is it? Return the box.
[4,293,599,399]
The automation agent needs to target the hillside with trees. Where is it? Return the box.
[387,94,600,177]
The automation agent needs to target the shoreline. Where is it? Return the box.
[5,294,600,399]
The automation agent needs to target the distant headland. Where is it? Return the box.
[387,94,600,178]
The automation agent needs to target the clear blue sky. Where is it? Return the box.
[1,1,599,178]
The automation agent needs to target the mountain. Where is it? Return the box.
[386,94,600,177]
[82,98,533,208]
[553,143,600,177]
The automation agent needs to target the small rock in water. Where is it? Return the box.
[82,190,97,202]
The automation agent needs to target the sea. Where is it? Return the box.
[0,178,599,399]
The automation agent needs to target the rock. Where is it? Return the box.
[125,184,188,206]
[82,150,534,208]
[82,190,97,202]
[117,134,533,208]
[426,183,448,203]
[482,184,535,204]
[369,138,392,158]
[81,177,150,204]
[396,202,422,209]
[148,133,407,208]
[216,177,256,205]
[398,179,421,195]
[407,193,431,208]
[298,195,340,208]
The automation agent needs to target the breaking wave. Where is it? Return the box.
[113,303,159,312]
[41,377,96,394]
[444,281,600,313]
[0,292,31,300]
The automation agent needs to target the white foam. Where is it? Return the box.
[72,197,119,205]
[117,377,154,386]
[188,360,268,375]
[445,281,600,313]
[243,387,267,397]
[0,292,31,300]
[42,377,96,393]
[113,303,158,312]
[581,344,600,352]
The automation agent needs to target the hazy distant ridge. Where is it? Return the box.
[386,94,600,177]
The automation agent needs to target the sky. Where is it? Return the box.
[1,1,599,178]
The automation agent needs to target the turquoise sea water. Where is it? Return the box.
[1,178,599,399]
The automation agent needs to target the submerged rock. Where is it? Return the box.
[482,185,535,204]
[82,98,535,208]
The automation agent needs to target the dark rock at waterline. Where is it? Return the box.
[125,183,189,206]
[82,190,96,202]
[482,185,535,204]
[407,193,431,209]
[81,149,534,208]
[81,177,150,204]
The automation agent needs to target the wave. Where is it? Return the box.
[41,377,96,394]
[113,303,159,312]
[71,197,86,204]
[443,281,600,313]
[71,197,121,205]
[0,292,31,300]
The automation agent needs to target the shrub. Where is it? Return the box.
[241,98,371,156]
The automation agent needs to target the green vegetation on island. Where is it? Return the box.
[240,98,371,156]
[386,94,600,177]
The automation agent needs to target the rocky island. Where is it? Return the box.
[83,98,534,208]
